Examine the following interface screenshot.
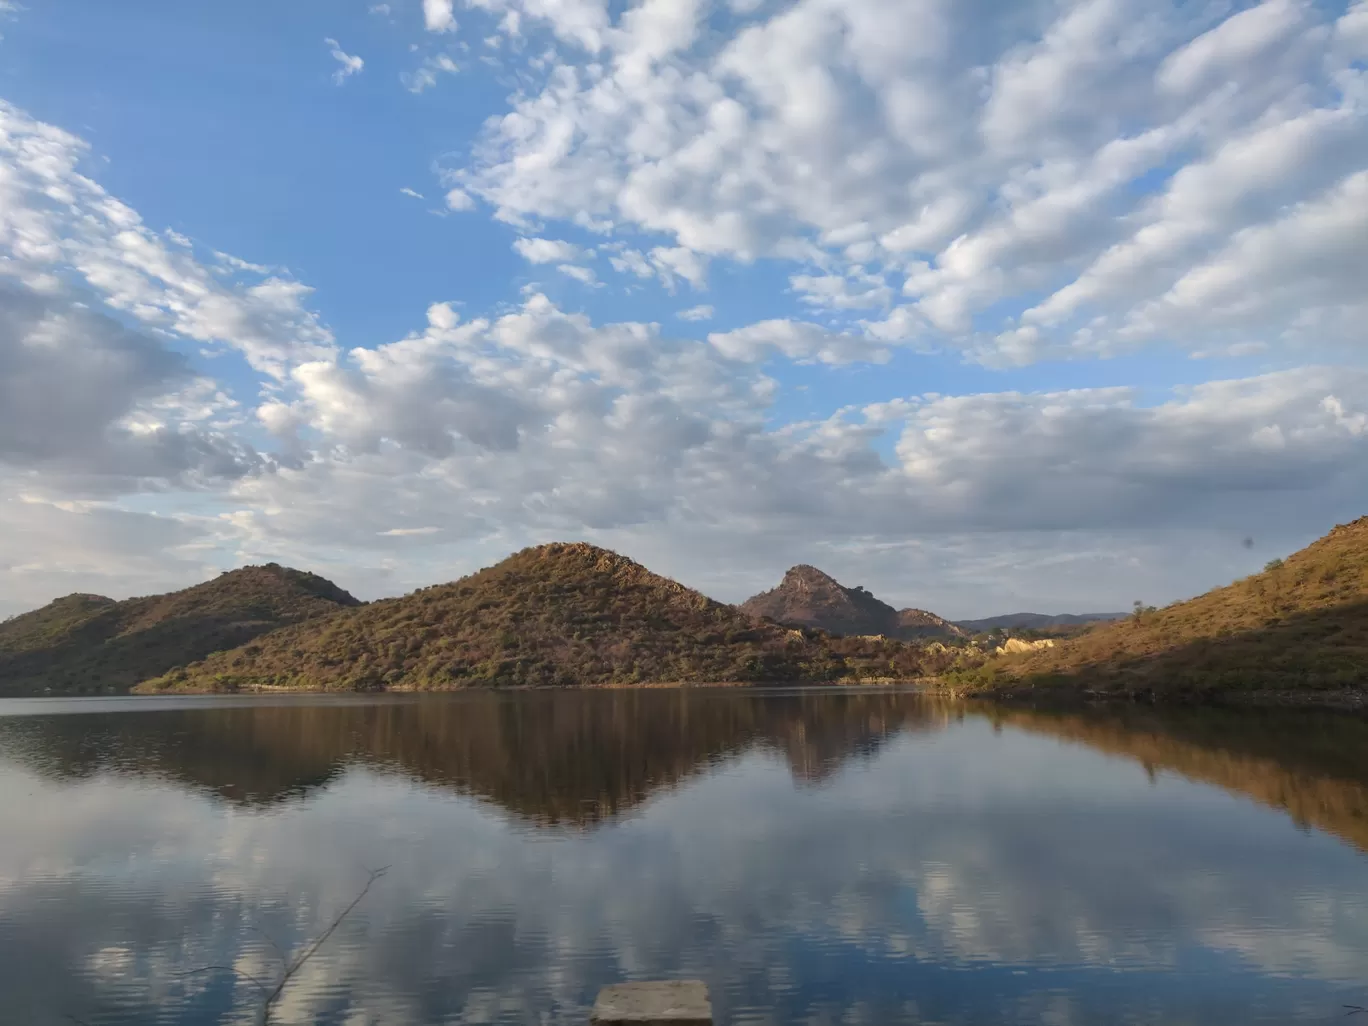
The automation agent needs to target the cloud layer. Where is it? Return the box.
[0,1,1366,617]
[454,0,1367,363]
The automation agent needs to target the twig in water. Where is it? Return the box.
[179,865,390,1026]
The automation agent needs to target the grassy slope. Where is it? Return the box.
[964,517,1368,699]
[0,565,360,695]
[140,543,955,693]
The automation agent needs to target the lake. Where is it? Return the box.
[1,689,1367,1026]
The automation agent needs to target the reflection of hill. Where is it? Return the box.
[0,691,954,825]
[988,703,1368,852]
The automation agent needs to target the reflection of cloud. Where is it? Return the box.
[1,703,1367,1026]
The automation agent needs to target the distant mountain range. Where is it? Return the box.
[953,612,1128,632]
[740,565,968,641]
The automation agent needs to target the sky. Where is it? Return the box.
[0,0,1365,619]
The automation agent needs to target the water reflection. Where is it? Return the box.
[0,690,952,822]
[1,691,1366,1026]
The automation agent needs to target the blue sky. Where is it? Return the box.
[0,0,1366,617]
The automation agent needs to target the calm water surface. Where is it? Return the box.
[1,689,1367,1025]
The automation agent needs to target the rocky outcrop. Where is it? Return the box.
[993,637,1056,656]
[740,565,966,642]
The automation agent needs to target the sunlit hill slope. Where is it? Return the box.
[967,517,1368,700]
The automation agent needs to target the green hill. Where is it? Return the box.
[139,543,951,693]
[963,517,1368,703]
[0,565,360,695]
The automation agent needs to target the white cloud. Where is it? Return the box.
[450,0,1367,365]
[443,186,476,211]
[324,38,364,84]
[0,280,264,488]
[399,187,425,200]
[423,0,457,33]
[709,320,888,365]
[607,247,654,279]
[649,246,708,290]
[557,263,598,285]
[0,102,334,378]
[512,237,585,264]
[402,54,459,92]
[677,304,713,321]
[791,269,892,310]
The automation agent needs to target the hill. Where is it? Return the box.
[0,565,360,695]
[141,544,956,693]
[955,612,1127,632]
[740,565,966,641]
[964,517,1368,702]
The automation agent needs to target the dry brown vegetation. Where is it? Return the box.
[957,516,1368,700]
[139,544,961,694]
[0,565,359,695]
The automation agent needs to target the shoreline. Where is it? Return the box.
[34,677,1350,715]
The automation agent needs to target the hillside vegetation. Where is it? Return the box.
[0,565,360,695]
[141,544,957,693]
[965,517,1368,701]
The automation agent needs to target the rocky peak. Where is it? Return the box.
[740,565,961,641]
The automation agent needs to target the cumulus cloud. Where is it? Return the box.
[0,281,264,488]
[402,54,459,92]
[557,263,598,285]
[324,38,364,84]
[677,304,714,322]
[218,285,1368,612]
[0,102,334,378]
[452,0,1367,363]
[709,320,888,365]
[512,237,585,264]
[422,0,456,33]
[443,186,475,210]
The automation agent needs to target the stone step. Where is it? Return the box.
[590,980,713,1026]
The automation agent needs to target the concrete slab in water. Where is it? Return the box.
[590,980,713,1025]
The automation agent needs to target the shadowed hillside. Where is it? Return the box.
[963,517,1368,702]
[140,544,958,692]
[0,565,360,696]
[741,565,966,641]
[0,691,955,825]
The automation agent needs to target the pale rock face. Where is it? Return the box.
[995,637,1057,656]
